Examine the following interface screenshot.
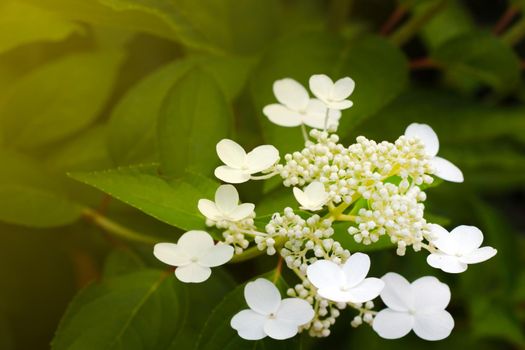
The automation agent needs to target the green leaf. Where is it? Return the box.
[102,248,145,278]
[108,55,251,165]
[52,270,187,350]
[158,68,233,178]
[0,51,124,151]
[69,164,217,232]
[0,149,83,227]
[0,1,82,54]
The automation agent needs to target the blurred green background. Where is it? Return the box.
[0,0,524,349]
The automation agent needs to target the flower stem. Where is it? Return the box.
[502,16,525,46]
[301,124,309,143]
[380,4,408,35]
[230,236,287,263]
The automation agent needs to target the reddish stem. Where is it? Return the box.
[380,5,408,36]
[409,57,440,70]
[493,5,520,35]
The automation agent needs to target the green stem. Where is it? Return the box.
[230,236,287,263]
[502,16,525,46]
[389,0,448,46]
[82,208,158,245]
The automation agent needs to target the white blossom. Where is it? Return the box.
[231,278,315,340]
[153,231,233,283]
[293,181,329,211]
[198,184,255,222]
[309,74,354,110]
[427,224,497,273]
[263,78,341,129]
[404,123,463,183]
[306,253,384,303]
[373,273,454,341]
[214,139,279,184]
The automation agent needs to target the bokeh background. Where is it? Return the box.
[0,0,524,349]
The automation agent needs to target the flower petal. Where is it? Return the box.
[214,184,239,214]
[197,199,222,221]
[245,145,279,173]
[216,139,246,169]
[380,272,413,312]
[177,230,214,257]
[293,187,311,209]
[428,223,450,241]
[460,246,497,264]
[231,309,267,340]
[342,252,371,288]
[317,288,356,303]
[331,77,355,100]
[373,309,414,339]
[345,277,385,303]
[264,319,299,340]
[405,123,439,157]
[309,74,333,101]
[302,99,328,129]
[276,298,315,325]
[427,254,467,274]
[175,263,211,283]
[199,243,234,267]
[430,156,464,183]
[263,104,303,127]
[413,310,454,341]
[411,276,450,312]
[273,78,309,111]
[304,181,328,206]
[306,260,344,290]
[153,243,189,266]
[228,203,255,221]
[450,225,483,254]
[431,229,458,256]
[244,278,281,315]
[326,100,353,110]
[214,166,251,184]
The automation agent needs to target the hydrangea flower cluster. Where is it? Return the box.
[153,74,497,342]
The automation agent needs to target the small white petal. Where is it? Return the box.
[427,254,467,274]
[153,243,189,266]
[293,187,312,210]
[309,74,333,101]
[344,278,385,303]
[273,78,309,111]
[231,309,267,340]
[331,77,355,100]
[199,244,234,267]
[214,166,251,184]
[373,309,414,339]
[405,123,440,157]
[380,272,412,312]
[411,276,450,312]
[317,288,356,303]
[326,100,353,110]
[177,230,214,258]
[413,310,454,341]
[276,298,315,325]
[428,223,449,241]
[228,203,255,221]
[450,225,483,254]
[263,104,303,127]
[197,199,222,221]
[245,278,281,315]
[430,156,464,183]
[214,184,239,214]
[245,145,279,173]
[342,252,371,288]
[175,263,211,283]
[460,246,497,264]
[216,139,246,169]
[304,181,329,205]
[307,260,344,290]
[264,319,299,340]
[432,230,459,256]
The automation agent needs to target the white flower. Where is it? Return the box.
[292,181,329,211]
[309,74,354,110]
[198,184,255,222]
[231,278,315,340]
[426,224,497,273]
[373,272,454,341]
[153,231,233,283]
[306,253,384,303]
[214,139,279,184]
[404,123,463,183]
[263,78,341,129]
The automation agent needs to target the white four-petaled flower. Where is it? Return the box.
[309,74,355,110]
[373,272,454,341]
[306,253,384,303]
[293,181,329,211]
[153,230,233,283]
[231,278,315,340]
[263,78,341,129]
[214,139,279,184]
[426,224,497,273]
[198,184,255,222]
[404,123,464,183]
